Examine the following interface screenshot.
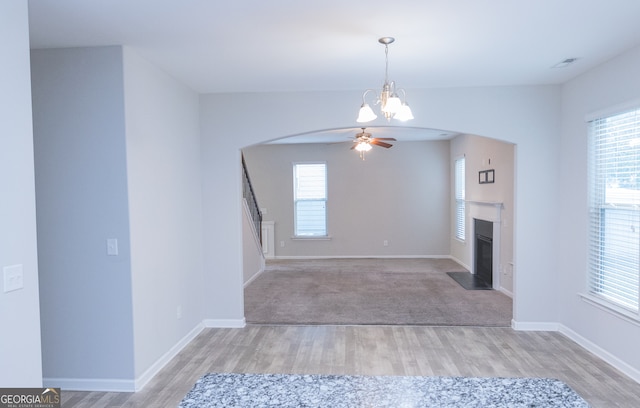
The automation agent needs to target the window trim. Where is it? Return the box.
[580,293,640,327]
[293,161,328,238]
[584,104,640,321]
[454,156,466,242]
[584,98,640,123]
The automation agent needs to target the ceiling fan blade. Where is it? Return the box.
[371,139,393,148]
[374,138,397,141]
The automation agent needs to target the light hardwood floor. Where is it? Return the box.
[61,325,640,407]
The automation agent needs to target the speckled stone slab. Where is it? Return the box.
[178,373,590,407]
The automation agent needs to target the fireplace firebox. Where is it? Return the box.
[474,218,493,287]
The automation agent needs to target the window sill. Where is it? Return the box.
[579,293,640,327]
[291,236,332,241]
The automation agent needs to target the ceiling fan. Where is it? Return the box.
[351,128,396,159]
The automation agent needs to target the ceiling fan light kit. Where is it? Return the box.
[357,37,414,123]
[351,128,396,160]
[354,142,372,152]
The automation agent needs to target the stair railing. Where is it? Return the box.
[241,154,263,246]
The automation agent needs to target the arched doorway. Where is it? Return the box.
[240,126,515,326]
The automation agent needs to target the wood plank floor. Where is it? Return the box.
[61,325,640,407]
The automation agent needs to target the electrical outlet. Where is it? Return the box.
[383,240,388,247]
[177,305,182,319]
[280,241,285,247]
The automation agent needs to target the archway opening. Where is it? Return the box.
[240,126,516,326]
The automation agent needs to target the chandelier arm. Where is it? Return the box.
[361,88,377,104]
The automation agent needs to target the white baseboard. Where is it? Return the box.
[42,377,136,393]
[203,318,246,328]
[273,255,454,260]
[511,320,560,331]
[512,321,640,384]
[43,322,206,392]
[558,324,640,384]
[499,287,513,298]
[134,322,205,391]
[43,319,243,392]
[244,267,265,288]
[448,255,471,272]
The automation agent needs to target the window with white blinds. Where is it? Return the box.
[293,162,327,237]
[588,107,640,313]
[455,157,466,241]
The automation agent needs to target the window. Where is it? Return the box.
[588,107,640,314]
[455,157,466,241]
[293,162,327,237]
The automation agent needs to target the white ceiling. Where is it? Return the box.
[27,0,640,143]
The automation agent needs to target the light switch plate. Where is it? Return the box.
[107,238,119,256]
[3,264,24,293]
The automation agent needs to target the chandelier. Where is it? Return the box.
[357,37,414,123]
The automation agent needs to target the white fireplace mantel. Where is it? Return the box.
[467,200,503,223]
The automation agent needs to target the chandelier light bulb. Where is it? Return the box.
[357,103,377,123]
[384,94,402,114]
[394,102,414,121]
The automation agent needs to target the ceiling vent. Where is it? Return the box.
[552,58,579,68]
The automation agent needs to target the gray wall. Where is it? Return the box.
[31,46,136,386]
[122,48,204,384]
[31,46,204,390]
[200,87,561,329]
[243,140,450,258]
[0,0,43,387]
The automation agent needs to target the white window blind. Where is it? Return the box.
[455,157,466,241]
[294,163,327,236]
[588,107,640,313]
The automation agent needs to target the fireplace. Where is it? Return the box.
[467,200,502,290]
[474,218,493,286]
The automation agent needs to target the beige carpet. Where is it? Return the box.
[244,258,513,327]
